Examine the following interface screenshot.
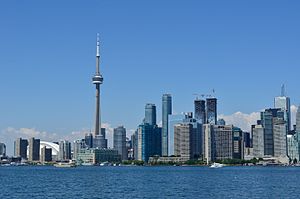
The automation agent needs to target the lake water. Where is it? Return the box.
[0,166,299,198]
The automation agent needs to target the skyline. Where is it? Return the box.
[1,1,300,154]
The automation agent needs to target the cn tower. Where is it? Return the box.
[92,33,103,136]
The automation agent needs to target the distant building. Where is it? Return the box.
[211,125,244,161]
[73,139,86,160]
[93,128,108,149]
[0,143,6,157]
[168,114,186,156]
[59,140,71,161]
[297,106,300,133]
[40,146,52,163]
[76,148,121,165]
[274,85,291,131]
[28,138,40,162]
[206,98,217,125]
[287,134,299,163]
[145,103,156,125]
[85,133,93,148]
[252,124,264,158]
[113,126,127,160]
[14,138,28,159]
[174,123,193,161]
[162,94,172,157]
[273,118,287,157]
[194,99,206,124]
[203,124,214,163]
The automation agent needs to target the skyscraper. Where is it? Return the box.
[194,99,206,124]
[296,106,300,132]
[252,124,264,158]
[168,114,186,156]
[92,33,104,137]
[85,133,93,148]
[0,143,6,157]
[206,98,217,125]
[59,140,71,161]
[28,137,40,162]
[40,146,52,163]
[113,126,127,160]
[145,104,156,125]
[162,94,172,156]
[174,123,193,161]
[14,138,28,159]
[274,85,291,131]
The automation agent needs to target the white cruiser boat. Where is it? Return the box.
[210,163,224,168]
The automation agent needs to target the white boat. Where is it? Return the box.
[54,162,76,168]
[210,163,224,168]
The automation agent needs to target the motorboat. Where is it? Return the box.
[210,163,224,168]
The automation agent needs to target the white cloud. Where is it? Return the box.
[219,111,260,132]
[219,105,299,132]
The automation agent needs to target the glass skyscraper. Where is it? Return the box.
[194,99,206,124]
[145,103,156,125]
[206,98,217,125]
[274,95,291,132]
[296,106,300,133]
[162,94,172,156]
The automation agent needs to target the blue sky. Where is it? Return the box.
[0,1,300,153]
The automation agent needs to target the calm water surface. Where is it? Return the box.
[0,166,299,198]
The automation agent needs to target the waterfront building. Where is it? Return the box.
[261,108,284,156]
[73,139,86,160]
[194,99,206,124]
[85,133,93,148]
[206,98,217,125]
[40,141,59,161]
[40,146,52,163]
[210,125,244,161]
[0,143,6,157]
[273,118,287,157]
[113,126,127,160]
[287,134,299,163]
[14,138,28,159]
[28,137,40,162]
[168,114,186,156]
[162,94,172,157]
[252,124,264,158]
[203,124,214,163]
[76,148,121,165]
[136,123,161,162]
[274,85,291,131]
[59,140,71,161]
[174,123,193,161]
[145,103,156,125]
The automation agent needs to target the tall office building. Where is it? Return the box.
[162,94,172,156]
[59,140,71,161]
[287,134,299,162]
[92,33,104,137]
[0,143,6,157]
[274,85,291,131]
[14,138,28,159]
[40,146,52,163]
[296,106,300,132]
[252,124,264,158]
[203,124,214,163]
[145,103,156,125]
[174,123,193,161]
[73,139,86,160]
[206,98,217,125]
[85,133,93,148]
[194,99,206,124]
[113,126,127,160]
[28,137,40,162]
[261,108,285,156]
[212,125,244,160]
[168,114,186,156]
[273,118,287,157]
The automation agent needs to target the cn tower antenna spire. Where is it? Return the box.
[92,33,104,137]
